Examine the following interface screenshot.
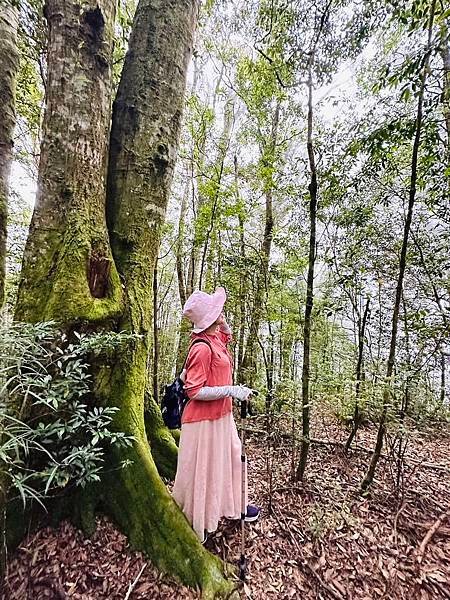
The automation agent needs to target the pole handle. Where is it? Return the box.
[240,398,248,418]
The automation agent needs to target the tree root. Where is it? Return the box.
[101,437,237,598]
[144,395,178,479]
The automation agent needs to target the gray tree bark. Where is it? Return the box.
[16,0,122,322]
[440,18,450,156]
[0,1,19,309]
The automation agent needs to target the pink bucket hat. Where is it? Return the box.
[183,287,227,333]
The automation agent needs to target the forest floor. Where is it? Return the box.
[3,411,450,600]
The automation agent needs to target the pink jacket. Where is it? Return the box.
[182,329,233,424]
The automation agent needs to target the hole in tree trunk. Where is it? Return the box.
[88,250,111,299]
[84,7,105,35]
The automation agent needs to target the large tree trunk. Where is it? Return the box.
[12,0,235,595]
[0,2,19,309]
[101,0,233,593]
[15,0,122,323]
[6,0,120,579]
[361,0,437,492]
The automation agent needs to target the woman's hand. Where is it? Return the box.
[232,385,253,401]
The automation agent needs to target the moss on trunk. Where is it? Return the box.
[101,439,236,597]
[0,3,19,309]
[94,338,236,595]
[144,394,178,480]
[15,0,121,324]
[10,0,238,595]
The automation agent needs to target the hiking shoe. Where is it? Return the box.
[245,505,261,522]
[201,532,208,544]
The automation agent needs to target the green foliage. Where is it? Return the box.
[16,39,43,149]
[307,500,358,540]
[113,0,137,85]
[0,322,134,508]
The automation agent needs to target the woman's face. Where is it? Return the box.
[216,312,225,326]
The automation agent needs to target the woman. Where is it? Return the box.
[172,286,260,542]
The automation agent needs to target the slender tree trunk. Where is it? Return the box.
[176,89,232,372]
[241,103,279,387]
[345,297,370,452]
[175,59,199,311]
[187,65,223,293]
[440,18,450,156]
[176,180,188,309]
[265,322,276,415]
[296,58,318,481]
[361,0,437,492]
[440,351,446,404]
[234,154,247,381]
[152,262,159,404]
[198,94,234,289]
[13,0,234,594]
[395,293,412,495]
[176,95,234,371]
[175,180,191,374]
[0,2,19,309]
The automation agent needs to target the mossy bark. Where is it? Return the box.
[11,0,236,595]
[0,4,19,576]
[0,2,19,309]
[144,393,178,479]
[101,440,234,597]
[102,2,235,592]
[15,0,122,323]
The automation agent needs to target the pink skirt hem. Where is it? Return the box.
[172,412,248,539]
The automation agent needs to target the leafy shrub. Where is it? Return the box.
[0,321,135,508]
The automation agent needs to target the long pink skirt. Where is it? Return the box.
[172,412,248,539]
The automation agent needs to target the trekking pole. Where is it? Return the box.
[238,389,257,582]
[239,395,248,582]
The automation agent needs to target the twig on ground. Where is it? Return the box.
[301,560,346,600]
[124,564,146,600]
[393,501,407,546]
[271,485,304,495]
[272,507,344,600]
[417,509,450,564]
[407,458,450,473]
